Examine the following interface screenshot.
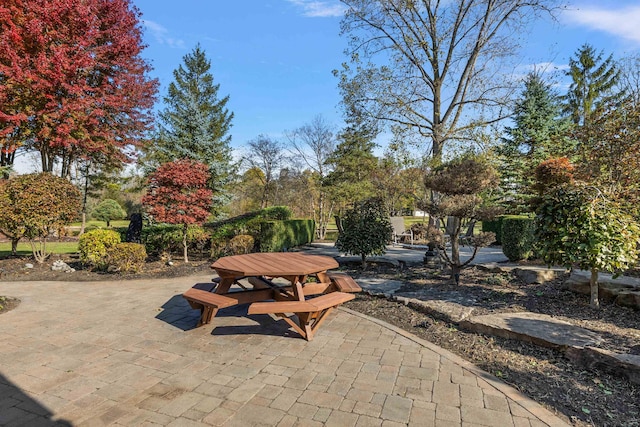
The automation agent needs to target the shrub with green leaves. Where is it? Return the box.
[78,229,121,270]
[501,215,535,261]
[107,243,147,273]
[207,206,295,254]
[142,224,210,257]
[335,198,392,269]
[227,235,254,255]
[261,206,292,220]
[0,173,81,261]
[257,220,315,252]
[187,226,211,254]
[481,216,505,245]
[535,184,640,308]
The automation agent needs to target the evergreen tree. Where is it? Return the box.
[564,44,622,126]
[335,197,393,269]
[498,72,571,212]
[147,44,233,212]
[325,104,378,212]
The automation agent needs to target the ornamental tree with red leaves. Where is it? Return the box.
[142,159,212,262]
[0,0,158,176]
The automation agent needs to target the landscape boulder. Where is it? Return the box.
[565,270,640,309]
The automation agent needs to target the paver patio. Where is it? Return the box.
[0,276,569,426]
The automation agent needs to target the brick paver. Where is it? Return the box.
[0,276,570,426]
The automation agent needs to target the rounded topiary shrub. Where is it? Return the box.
[501,215,535,261]
[107,242,147,273]
[481,216,505,245]
[228,234,254,255]
[78,229,121,270]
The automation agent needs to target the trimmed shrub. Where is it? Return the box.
[261,206,292,220]
[258,220,315,252]
[481,216,505,244]
[78,229,121,270]
[113,226,129,241]
[501,215,535,261]
[142,224,210,257]
[187,226,211,254]
[228,234,254,255]
[107,242,147,273]
[207,207,295,255]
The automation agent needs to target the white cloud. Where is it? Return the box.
[286,0,346,18]
[509,62,570,84]
[523,62,570,73]
[563,5,640,46]
[142,20,186,49]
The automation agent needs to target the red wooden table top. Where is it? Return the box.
[211,252,339,278]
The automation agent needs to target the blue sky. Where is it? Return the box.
[135,0,349,157]
[12,1,640,172]
[132,0,640,155]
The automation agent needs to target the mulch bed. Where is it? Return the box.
[0,254,638,426]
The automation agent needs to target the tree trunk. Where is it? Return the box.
[80,212,86,236]
[11,238,19,255]
[449,217,462,284]
[590,268,600,308]
[317,193,326,240]
[451,263,461,285]
[361,254,367,270]
[182,224,189,263]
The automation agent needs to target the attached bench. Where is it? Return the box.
[248,292,355,341]
[182,288,236,327]
[327,272,362,293]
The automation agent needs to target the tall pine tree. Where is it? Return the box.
[325,104,378,213]
[147,44,233,212]
[498,72,571,212]
[564,44,622,126]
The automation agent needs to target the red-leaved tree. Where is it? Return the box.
[0,0,158,176]
[142,159,212,262]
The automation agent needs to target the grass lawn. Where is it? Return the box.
[68,220,130,228]
[0,241,79,258]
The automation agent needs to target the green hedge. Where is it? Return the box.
[141,224,210,256]
[257,219,315,252]
[206,206,293,242]
[501,215,535,261]
[482,216,505,244]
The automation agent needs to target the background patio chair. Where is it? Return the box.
[390,216,413,245]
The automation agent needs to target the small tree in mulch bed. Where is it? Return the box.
[142,159,212,263]
[335,197,392,269]
[535,183,640,308]
[92,199,126,227]
[424,155,500,284]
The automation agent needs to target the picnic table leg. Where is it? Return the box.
[297,312,314,340]
[293,281,305,301]
[215,277,235,294]
[316,271,329,284]
[199,306,219,326]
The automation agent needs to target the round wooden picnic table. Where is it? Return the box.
[211,252,339,297]
[211,252,338,277]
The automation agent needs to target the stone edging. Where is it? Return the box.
[339,306,571,427]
